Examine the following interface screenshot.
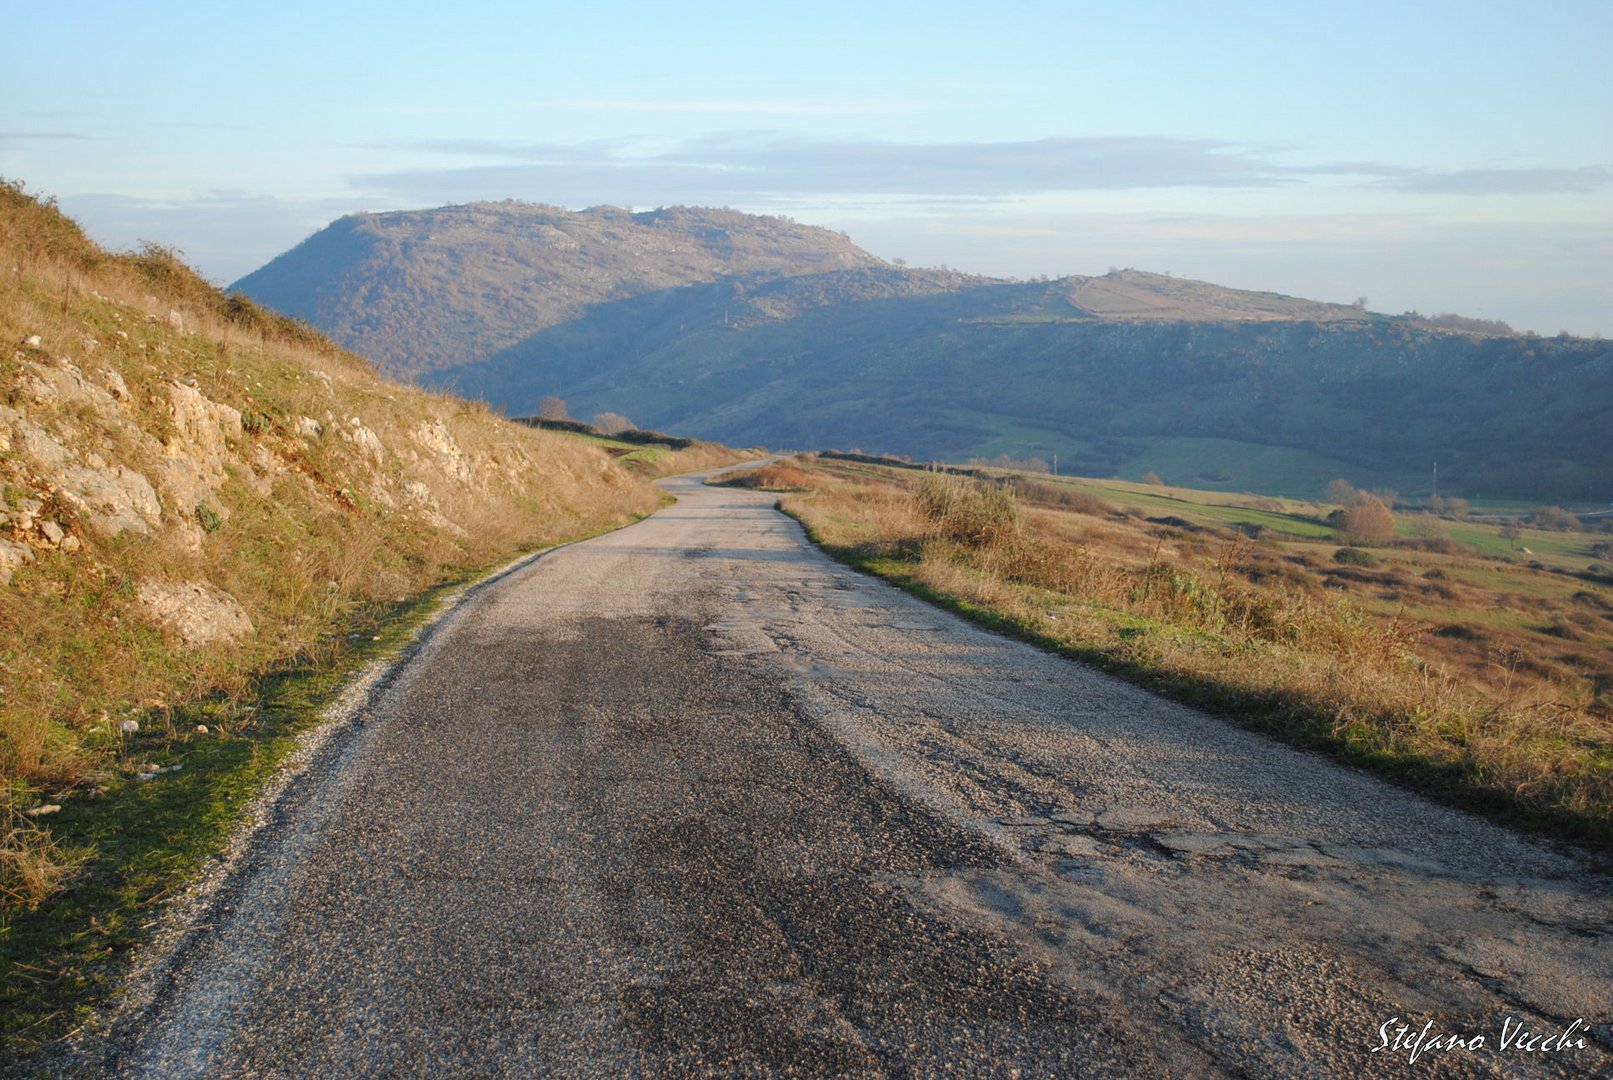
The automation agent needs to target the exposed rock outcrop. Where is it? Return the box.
[136,580,254,647]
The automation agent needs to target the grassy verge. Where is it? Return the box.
[762,459,1613,856]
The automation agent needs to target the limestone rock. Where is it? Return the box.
[167,381,244,461]
[136,580,254,647]
[10,413,72,471]
[101,367,131,402]
[22,361,120,418]
[402,479,439,509]
[341,418,385,464]
[56,463,163,536]
[0,540,34,585]
[411,419,470,480]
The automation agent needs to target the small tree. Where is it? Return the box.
[536,395,570,421]
[591,411,635,435]
[1341,494,1396,545]
[1325,478,1358,506]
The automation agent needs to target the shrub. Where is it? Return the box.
[721,462,815,491]
[1339,494,1396,544]
[1009,479,1109,515]
[912,473,1020,547]
[1334,546,1378,567]
[1529,506,1580,531]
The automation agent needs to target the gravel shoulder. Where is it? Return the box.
[81,474,1613,1077]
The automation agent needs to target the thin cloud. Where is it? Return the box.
[357,134,1611,204]
[385,136,643,160]
[357,134,1304,204]
[57,191,377,284]
[1380,166,1613,196]
[0,131,97,141]
[540,98,906,115]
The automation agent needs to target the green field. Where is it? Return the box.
[1114,436,1425,500]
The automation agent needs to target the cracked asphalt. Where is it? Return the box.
[90,474,1612,1077]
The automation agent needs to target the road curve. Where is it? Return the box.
[93,474,1611,1077]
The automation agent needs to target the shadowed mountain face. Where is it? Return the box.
[235,202,1613,500]
[428,273,1612,500]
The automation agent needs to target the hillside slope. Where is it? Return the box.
[0,182,704,915]
[230,202,889,378]
[432,270,1613,501]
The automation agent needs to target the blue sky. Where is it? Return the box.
[4,0,1609,335]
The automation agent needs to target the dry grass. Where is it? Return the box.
[0,805,81,913]
[781,457,1613,845]
[716,460,818,491]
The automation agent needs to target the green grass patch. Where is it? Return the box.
[1060,478,1339,540]
[1116,436,1423,500]
[1440,520,1600,566]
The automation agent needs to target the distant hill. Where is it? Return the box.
[235,201,1613,501]
[429,270,1612,501]
[230,202,889,378]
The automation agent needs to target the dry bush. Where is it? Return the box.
[1,803,82,916]
[911,472,1021,547]
[1529,506,1580,531]
[721,462,816,490]
[1009,478,1110,515]
[1339,494,1397,545]
[591,411,635,435]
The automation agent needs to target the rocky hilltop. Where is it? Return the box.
[231,201,886,378]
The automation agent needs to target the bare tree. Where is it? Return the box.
[536,395,570,421]
[1341,494,1396,545]
[591,411,635,435]
[1325,478,1358,506]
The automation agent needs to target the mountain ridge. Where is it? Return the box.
[231,201,890,377]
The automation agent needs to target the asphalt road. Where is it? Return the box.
[90,474,1612,1077]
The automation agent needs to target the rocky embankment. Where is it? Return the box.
[0,182,664,821]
